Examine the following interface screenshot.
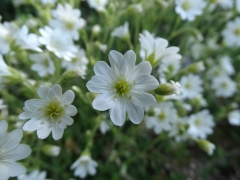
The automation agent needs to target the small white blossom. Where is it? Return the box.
[170,80,181,95]
[222,17,240,47]
[111,22,130,40]
[0,55,11,90]
[14,25,42,52]
[50,4,85,40]
[19,84,77,140]
[86,50,159,126]
[18,170,47,180]
[211,76,237,98]
[0,120,31,180]
[71,155,98,179]
[228,110,240,126]
[145,102,177,134]
[139,30,181,67]
[29,53,55,77]
[39,26,78,61]
[157,58,181,79]
[188,110,215,139]
[61,49,88,78]
[219,56,235,75]
[175,0,206,21]
[99,120,110,134]
[180,74,203,99]
[87,0,108,11]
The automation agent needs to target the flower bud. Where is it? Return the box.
[42,145,61,157]
[185,61,205,74]
[92,24,101,37]
[154,81,181,96]
[196,139,215,155]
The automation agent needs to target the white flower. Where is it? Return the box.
[18,84,77,140]
[0,120,31,180]
[168,117,190,142]
[193,95,207,107]
[211,76,237,98]
[29,53,55,77]
[188,110,215,139]
[145,102,177,134]
[222,17,240,47]
[50,4,85,40]
[0,22,17,54]
[237,0,240,13]
[39,26,77,61]
[180,74,203,99]
[41,0,56,4]
[87,0,108,11]
[111,22,130,40]
[211,0,233,9]
[0,55,11,90]
[228,110,240,126]
[157,58,181,78]
[14,25,42,52]
[61,49,88,78]
[99,120,110,134]
[139,30,181,67]
[71,155,98,179]
[18,170,46,180]
[219,56,235,75]
[175,0,206,21]
[206,65,228,79]
[86,50,159,126]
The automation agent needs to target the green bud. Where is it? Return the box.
[184,61,205,74]
[196,139,215,155]
[127,4,143,14]
[154,81,181,96]
[42,145,61,157]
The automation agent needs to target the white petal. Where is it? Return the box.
[37,124,52,139]
[22,118,45,132]
[134,61,152,76]
[131,92,156,107]
[126,102,144,124]
[2,144,31,161]
[75,165,87,178]
[108,50,123,73]
[61,90,75,105]
[52,84,62,99]
[0,120,8,137]
[109,98,126,126]
[0,129,23,152]
[52,125,64,140]
[92,94,115,111]
[93,61,114,79]
[87,164,96,175]
[6,161,26,177]
[0,164,9,180]
[25,99,44,112]
[86,75,112,93]
[134,75,159,91]
[38,86,51,101]
[65,105,77,116]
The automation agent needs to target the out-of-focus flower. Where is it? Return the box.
[175,0,206,21]
[39,26,78,61]
[145,102,177,134]
[99,120,110,134]
[19,84,77,140]
[219,56,235,75]
[41,0,56,4]
[29,53,55,77]
[139,30,181,67]
[237,0,240,12]
[111,22,130,40]
[168,117,190,142]
[61,49,88,78]
[71,155,98,179]
[188,110,215,139]
[0,120,31,180]
[14,25,42,52]
[180,74,203,99]
[211,0,233,9]
[86,50,159,126]
[157,58,181,79]
[127,3,143,13]
[211,76,237,98]
[228,110,240,126]
[0,55,11,90]
[50,4,85,40]
[18,170,47,180]
[92,24,101,36]
[222,17,240,47]
[87,0,108,11]
[0,99,7,110]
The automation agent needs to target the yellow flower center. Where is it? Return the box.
[221,82,228,88]
[65,20,74,30]
[182,1,191,11]
[158,111,166,121]
[43,98,64,121]
[234,28,240,36]
[114,78,130,97]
